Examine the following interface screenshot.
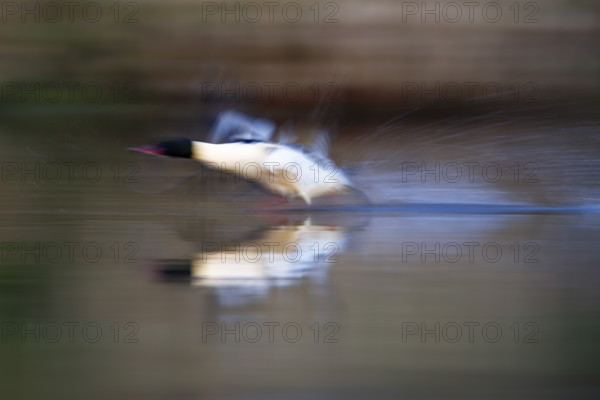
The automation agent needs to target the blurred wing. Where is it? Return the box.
[306,129,332,161]
[209,110,276,143]
[276,120,298,145]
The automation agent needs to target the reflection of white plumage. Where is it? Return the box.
[129,110,358,204]
[191,217,347,289]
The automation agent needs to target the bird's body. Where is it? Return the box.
[191,140,353,204]
[129,111,360,205]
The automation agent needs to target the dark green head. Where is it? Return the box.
[129,138,192,158]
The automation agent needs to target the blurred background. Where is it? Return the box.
[1,1,600,399]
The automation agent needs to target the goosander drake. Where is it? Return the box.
[129,111,357,205]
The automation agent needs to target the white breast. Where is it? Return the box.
[191,141,352,204]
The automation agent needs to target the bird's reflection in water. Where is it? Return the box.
[154,212,368,306]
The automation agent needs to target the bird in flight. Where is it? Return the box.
[129,110,361,205]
